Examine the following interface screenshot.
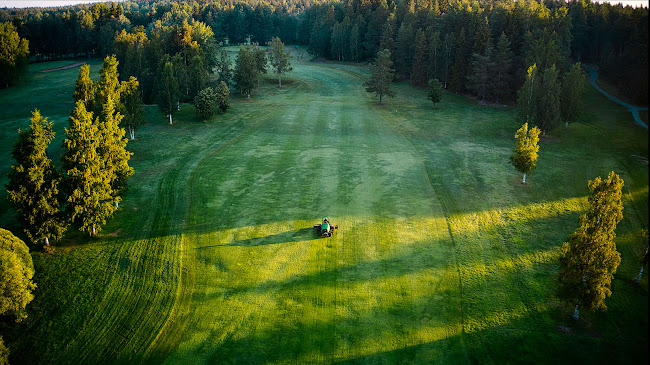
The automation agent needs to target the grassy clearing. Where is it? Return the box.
[0,50,647,364]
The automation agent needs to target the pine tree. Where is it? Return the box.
[120,76,144,140]
[535,65,561,135]
[559,172,624,320]
[441,32,455,89]
[268,37,293,88]
[427,78,443,106]
[0,228,36,321]
[62,101,116,236]
[97,95,133,202]
[493,33,513,104]
[516,64,539,124]
[188,55,206,100]
[364,49,396,104]
[467,39,495,102]
[379,22,396,63]
[411,29,429,88]
[155,57,179,124]
[234,45,260,99]
[7,110,67,246]
[216,49,233,87]
[74,64,95,111]
[509,123,540,184]
[394,20,414,79]
[560,62,585,128]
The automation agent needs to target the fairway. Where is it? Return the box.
[0,51,647,364]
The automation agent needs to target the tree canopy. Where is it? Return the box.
[0,22,29,88]
[0,228,36,321]
[268,37,293,88]
[509,123,541,184]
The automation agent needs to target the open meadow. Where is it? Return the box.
[0,48,647,364]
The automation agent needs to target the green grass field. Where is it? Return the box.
[0,48,647,364]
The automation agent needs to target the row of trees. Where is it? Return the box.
[7,56,135,245]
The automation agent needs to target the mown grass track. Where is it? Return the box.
[0,49,647,364]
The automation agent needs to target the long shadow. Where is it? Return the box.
[198,227,316,248]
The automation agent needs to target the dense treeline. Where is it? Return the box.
[0,0,647,102]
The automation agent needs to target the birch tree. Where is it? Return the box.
[268,37,293,88]
[509,123,540,184]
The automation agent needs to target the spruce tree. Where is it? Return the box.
[364,49,395,105]
[493,33,513,104]
[467,39,495,103]
[7,110,67,246]
[427,79,443,107]
[411,29,428,88]
[394,20,414,79]
[95,55,122,116]
[0,228,36,321]
[74,64,95,111]
[268,37,293,88]
[560,62,585,127]
[62,101,115,236]
[216,49,233,87]
[120,76,145,140]
[516,64,539,124]
[509,123,540,184]
[427,29,441,82]
[441,32,455,89]
[450,27,469,91]
[536,65,561,135]
[97,95,133,203]
[559,172,624,319]
[156,58,179,124]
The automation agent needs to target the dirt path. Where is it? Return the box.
[41,61,85,73]
[585,64,648,130]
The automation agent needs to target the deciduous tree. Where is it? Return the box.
[0,228,36,321]
[509,123,540,184]
[216,49,233,87]
[155,57,179,124]
[516,64,539,124]
[120,76,144,140]
[268,37,293,88]
[427,78,443,106]
[0,22,29,88]
[7,110,67,246]
[559,172,624,319]
[535,64,561,134]
[560,62,585,127]
[234,45,260,99]
[188,55,206,100]
[194,87,218,120]
[216,81,230,112]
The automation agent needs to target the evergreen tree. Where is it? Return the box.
[216,49,233,87]
[74,64,95,111]
[216,81,230,112]
[268,37,293,88]
[535,65,561,135]
[155,58,179,124]
[427,78,443,106]
[120,76,144,140]
[516,64,539,124]
[411,29,428,88]
[0,22,29,88]
[509,123,540,184]
[493,33,513,104]
[559,172,624,320]
[62,101,115,236]
[194,87,217,120]
[450,27,469,91]
[379,22,396,63]
[97,95,133,202]
[364,49,395,105]
[234,45,260,99]
[427,29,441,82]
[0,228,36,321]
[7,110,67,246]
[0,336,8,365]
[394,20,414,79]
[467,39,495,102]
[441,32,455,89]
[188,55,206,101]
[95,55,122,116]
[560,62,585,127]
[350,23,361,62]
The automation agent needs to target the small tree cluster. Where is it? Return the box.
[194,82,231,120]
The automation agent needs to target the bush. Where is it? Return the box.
[194,87,218,120]
[216,81,230,112]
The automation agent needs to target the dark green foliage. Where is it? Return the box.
[194,87,218,120]
[535,65,561,134]
[172,53,189,102]
[268,37,292,88]
[0,22,29,88]
[493,33,513,103]
[252,43,268,75]
[450,27,469,92]
[427,79,443,106]
[509,123,540,184]
[120,77,145,140]
[516,64,539,124]
[188,56,206,101]
[0,228,36,321]
[7,110,67,245]
[467,39,495,102]
[216,49,233,87]
[559,172,624,318]
[73,64,95,111]
[560,62,585,126]
[394,20,414,79]
[155,57,180,124]
[216,81,230,112]
[411,29,428,88]
[364,49,395,105]
[62,101,115,236]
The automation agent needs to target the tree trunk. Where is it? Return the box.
[379,94,383,104]
[177,101,180,111]
[115,201,119,208]
[92,226,96,237]
[247,92,250,99]
[279,75,282,88]
[636,265,644,283]
[573,303,580,320]
[522,173,526,184]
[45,237,49,246]
[169,114,172,125]
[565,121,568,128]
